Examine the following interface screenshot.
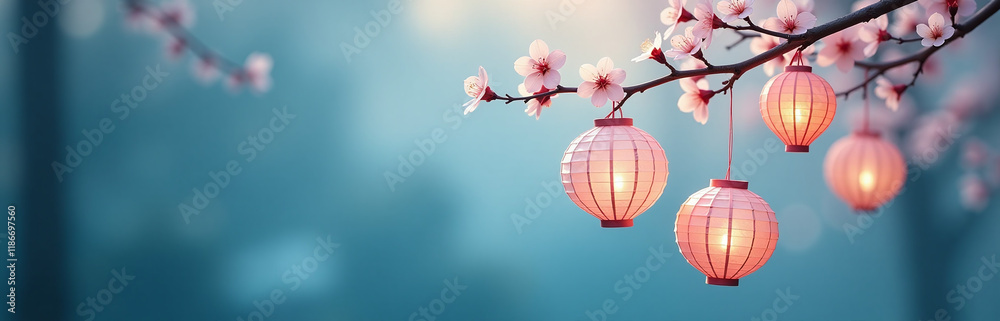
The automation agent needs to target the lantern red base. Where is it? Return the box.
[706,277,739,286]
[785,145,810,153]
[853,206,878,213]
[601,219,634,228]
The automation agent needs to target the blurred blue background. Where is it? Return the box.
[1,0,999,320]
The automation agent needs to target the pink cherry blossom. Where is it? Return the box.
[192,56,219,84]
[905,111,960,165]
[165,37,186,60]
[763,0,816,35]
[717,0,754,23]
[632,32,667,64]
[661,0,695,37]
[794,0,814,13]
[665,27,704,60]
[960,174,990,212]
[962,138,991,169]
[518,84,557,120]
[858,15,890,57]
[155,0,195,30]
[919,0,977,21]
[226,52,273,93]
[462,66,496,114]
[891,3,922,36]
[244,52,273,93]
[874,77,907,111]
[692,0,723,49]
[514,39,567,93]
[817,26,867,73]
[750,33,782,75]
[681,58,708,82]
[917,13,955,47]
[678,78,714,124]
[578,58,626,108]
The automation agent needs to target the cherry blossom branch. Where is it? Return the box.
[124,0,243,73]
[495,0,924,112]
[839,0,1000,98]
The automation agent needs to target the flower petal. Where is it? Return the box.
[776,0,797,21]
[607,68,627,85]
[694,105,709,124]
[591,88,609,107]
[542,70,561,89]
[579,64,599,81]
[529,39,550,61]
[606,84,625,102]
[514,56,535,76]
[596,57,615,75]
[548,50,567,70]
[678,93,700,112]
[525,73,545,93]
[578,81,597,98]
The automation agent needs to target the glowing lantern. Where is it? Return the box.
[675,179,778,286]
[759,64,837,153]
[823,130,906,212]
[560,118,669,227]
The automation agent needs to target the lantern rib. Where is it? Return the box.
[774,74,794,146]
[730,199,757,279]
[801,73,817,145]
[702,188,723,278]
[622,139,641,219]
[739,193,774,279]
[608,130,619,221]
[722,188,736,279]
[573,128,605,219]
[585,127,611,221]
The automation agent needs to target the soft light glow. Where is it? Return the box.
[794,105,810,124]
[562,118,670,228]
[824,131,907,212]
[675,179,778,286]
[759,66,837,153]
[859,171,875,192]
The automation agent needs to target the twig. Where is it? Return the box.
[839,0,1000,97]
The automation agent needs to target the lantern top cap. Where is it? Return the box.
[595,118,633,127]
[710,179,749,189]
[784,65,813,72]
[853,129,882,138]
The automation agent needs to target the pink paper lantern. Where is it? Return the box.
[759,65,838,153]
[675,179,778,286]
[823,130,907,212]
[560,118,669,228]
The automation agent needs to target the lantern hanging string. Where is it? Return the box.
[725,83,734,180]
[862,69,871,132]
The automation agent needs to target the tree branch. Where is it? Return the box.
[492,0,926,109]
[839,0,1000,97]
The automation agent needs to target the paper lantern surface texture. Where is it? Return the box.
[824,131,907,212]
[674,179,778,286]
[561,118,669,228]
[759,66,837,153]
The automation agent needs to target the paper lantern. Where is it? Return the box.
[675,179,778,286]
[823,130,906,212]
[560,118,669,228]
[759,65,837,153]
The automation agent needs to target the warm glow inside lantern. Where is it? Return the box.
[759,65,837,153]
[561,118,669,227]
[675,179,778,286]
[823,130,906,212]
